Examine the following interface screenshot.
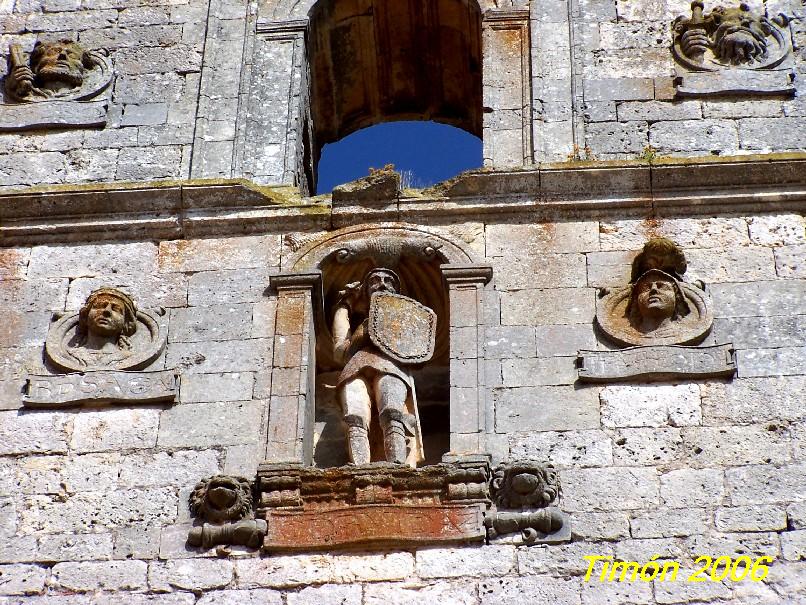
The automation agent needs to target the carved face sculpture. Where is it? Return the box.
[711,4,770,64]
[364,268,401,298]
[30,40,87,87]
[78,288,138,342]
[629,269,690,329]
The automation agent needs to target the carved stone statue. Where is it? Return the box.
[331,267,436,467]
[45,287,166,372]
[187,475,267,550]
[595,239,713,347]
[673,1,791,72]
[4,40,112,102]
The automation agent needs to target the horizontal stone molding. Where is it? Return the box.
[1,155,806,245]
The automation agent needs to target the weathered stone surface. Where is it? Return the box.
[416,545,515,579]
[180,372,254,403]
[727,464,806,504]
[534,324,597,357]
[600,384,701,427]
[286,584,362,605]
[738,346,806,378]
[118,450,219,488]
[494,386,600,431]
[710,280,806,318]
[630,508,708,538]
[71,408,160,452]
[776,245,806,278]
[0,563,47,595]
[364,581,477,605]
[37,532,114,562]
[789,502,806,529]
[166,339,272,373]
[112,526,160,560]
[500,288,594,326]
[159,235,281,273]
[486,221,600,255]
[617,100,700,121]
[660,468,725,507]
[782,530,806,561]
[599,217,750,251]
[51,560,147,592]
[149,559,234,592]
[479,575,581,605]
[715,505,787,532]
[158,400,263,447]
[67,274,188,310]
[187,269,272,306]
[509,430,612,467]
[685,531,781,560]
[501,357,577,386]
[748,214,806,246]
[197,589,283,605]
[683,425,792,467]
[612,428,683,466]
[24,370,178,408]
[562,467,659,511]
[169,304,252,343]
[483,326,536,359]
[517,540,614,576]
[0,411,69,455]
[654,566,731,603]
[684,246,775,283]
[713,315,806,349]
[28,243,158,278]
[0,100,108,132]
[491,254,587,290]
[586,121,649,155]
[702,377,806,424]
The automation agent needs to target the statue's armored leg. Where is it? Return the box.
[339,378,372,465]
[376,375,409,465]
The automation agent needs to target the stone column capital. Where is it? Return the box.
[442,264,493,286]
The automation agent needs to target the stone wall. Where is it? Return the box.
[2,200,805,602]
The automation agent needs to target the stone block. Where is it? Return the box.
[0,310,51,347]
[71,408,160,452]
[630,507,709,538]
[26,9,117,31]
[660,468,725,507]
[149,559,234,592]
[581,581,652,605]
[534,324,598,357]
[562,467,659,511]
[187,269,272,306]
[789,502,806,529]
[500,288,594,326]
[20,488,178,534]
[64,149,120,183]
[518,541,614,576]
[286,584,362,605]
[739,117,806,150]
[197,589,284,605]
[114,45,202,75]
[600,384,701,428]
[252,298,277,338]
[0,248,30,279]
[501,357,577,386]
[159,235,281,273]
[585,250,634,288]
[612,428,683,466]
[416,545,515,579]
[654,566,731,603]
[683,425,792,467]
[0,536,37,564]
[120,103,168,127]
[158,400,263,447]
[685,531,780,559]
[491,253,587,290]
[703,99,784,118]
[775,245,806,278]
[0,564,47,595]
[599,21,671,50]
[509,429,613,467]
[36,533,113,562]
[364,581,477,605]
[747,214,806,246]
[583,78,654,101]
[113,526,161,560]
[727,464,806,505]
[701,377,806,424]
[67,274,188,311]
[0,152,66,187]
[0,411,69,455]
[714,315,806,349]
[169,304,253,343]
[166,338,272,373]
[117,146,184,180]
[51,560,147,592]
[782,530,806,561]
[613,536,686,562]
[486,221,600,255]
[684,246,775,283]
[233,555,332,588]
[617,100,701,122]
[494,385,600,432]
[570,511,631,540]
[28,242,158,278]
[649,119,738,154]
[483,326,536,359]
[118,449,220,488]
[223,443,264,477]
[737,347,806,378]
[599,217,750,251]
[478,575,581,605]
[715,505,787,532]
[180,372,254,403]
[585,121,648,154]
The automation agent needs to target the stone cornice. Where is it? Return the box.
[1,154,805,245]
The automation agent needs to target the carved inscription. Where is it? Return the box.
[264,504,485,551]
[23,370,178,407]
[577,343,737,383]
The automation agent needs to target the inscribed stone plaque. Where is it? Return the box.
[576,343,737,383]
[23,370,178,407]
[264,503,485,551]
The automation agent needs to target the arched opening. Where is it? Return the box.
[306,0,483,192]
[316,120,482,193]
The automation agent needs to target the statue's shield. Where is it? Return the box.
[368,292,436,364]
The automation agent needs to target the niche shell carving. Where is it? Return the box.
[45,288,166,373]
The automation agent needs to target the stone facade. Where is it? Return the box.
[1,0,806,602]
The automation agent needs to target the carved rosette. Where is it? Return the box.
[187,475,267,550]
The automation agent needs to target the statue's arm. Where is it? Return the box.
[332,304,352,366]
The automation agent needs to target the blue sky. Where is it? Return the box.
[316,121,482,194]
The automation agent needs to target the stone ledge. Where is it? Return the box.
[1,154,805,245]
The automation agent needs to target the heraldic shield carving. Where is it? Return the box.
[369,292,437,364]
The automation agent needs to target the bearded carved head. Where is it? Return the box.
[30,40,96,89]
[189,475,254,523]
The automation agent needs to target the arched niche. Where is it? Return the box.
[266,224,492,467]
[264,0,500,23]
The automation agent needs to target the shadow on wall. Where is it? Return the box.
[316,120,482,194]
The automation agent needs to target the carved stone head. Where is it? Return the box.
[628,269,691,334]
[364,267,401,298]
[189,475,254,523]
[630,237,688,283]
[30,40,92,90]
[710,3,772,65]
[491,462,560,509]
[77,287,138,345]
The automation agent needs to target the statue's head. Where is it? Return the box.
[629,269,690,324]
[364,267,401,298]
[78,288,138,341]
[630,237,687,283]
[30,39,91,87]
[711,3,771,64]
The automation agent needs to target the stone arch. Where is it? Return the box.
[266,0,501,23]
